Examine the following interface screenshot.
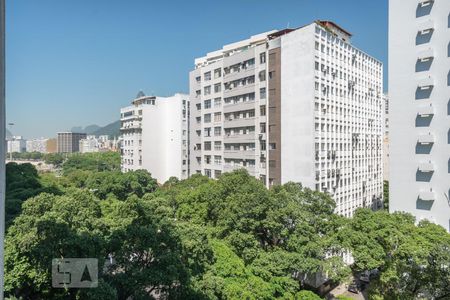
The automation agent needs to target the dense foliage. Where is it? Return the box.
[4,154,450,299]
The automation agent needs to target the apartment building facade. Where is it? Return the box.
[79,135,99,153]
[7,136,26,153]
[190,21,384,216]
[57,132,87,153]
[389,0,450,231]
[120,92,189,183]
[26,138,49,153]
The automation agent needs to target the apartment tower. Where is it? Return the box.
[57,132,87,153]
[389,0,450,230]
[120,92,189,183]
[190,21,384,216]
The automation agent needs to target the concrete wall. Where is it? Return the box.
[280,24,316,187]
[389,0,450,231]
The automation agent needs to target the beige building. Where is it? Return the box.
[57,132,87,153]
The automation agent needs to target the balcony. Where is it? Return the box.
[417,133,434,145]
[418,161,434,173]
[224,117,256,128]
[418,190,435,201]
[417,48,434,62]
[223,150,256,160]
[223,83,256,98]
[223,100,256,113]
[120,124,142,131]
[223,133,256,143]
[418,0,434,8]
[417,77,434,90]
[417,19,434,35]
[417,105,434,117]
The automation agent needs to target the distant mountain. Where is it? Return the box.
[92,120,121,138]
[70,125,101,135]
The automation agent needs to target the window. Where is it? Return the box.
[204,71,211,81]
[260,88,266,99]
[269,143,276,150]
[214,112,221,122]
[214,126,221,136]
[204,113,211,123]
[196,116,201,124]
[260,52,266,64]
[214,97,221,107]
[204,142,211,151]
[269,71,275,79]
[196,103,201,110]
[214,83,221,93]
[260,106,266,116]
[214,156,222,165]
[259,70,266,81]
[195,76,201,83]
[260,123,266,133]
[205,169,212,178]
[196,90,201,97]
[214,141,221,151]
[214,68,221,78]
[315,61,319,70]
[204,99,211,109]
[204,127,211,137]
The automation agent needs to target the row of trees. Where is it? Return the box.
[4,152,450,299]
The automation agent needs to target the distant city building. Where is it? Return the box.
[46,138,57,153]
[389,0,450,231]
[26,138,49,153]
[7,136,26,153]
[190,20,384,217]
[79,135,99,153]
[57,132,87,153]
[120,92,189,183]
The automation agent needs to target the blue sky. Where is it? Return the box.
[6,0,388,138]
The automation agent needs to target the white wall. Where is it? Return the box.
[280,24,316,187]
[389,0,450,231]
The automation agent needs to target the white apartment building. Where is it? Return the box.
[190,21,384,216]
[79,135,100,153]
[7,136,26,153]
[383,95,389,181]
[120,92,189,183]
[389,0,450,231]
[26,138,49,153]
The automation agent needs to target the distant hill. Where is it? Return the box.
[70,121,120,139]
[92,120,121,138]
[70,125,101,135]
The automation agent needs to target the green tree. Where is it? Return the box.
[62,152,120,174]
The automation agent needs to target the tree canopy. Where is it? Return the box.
[4,157,450,300]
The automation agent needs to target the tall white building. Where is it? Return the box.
[26,138,49,153]
[383,94,389,181]
[389,0,450,231]
[120,92,189,183]
[7,136,26,153]
[190,21,384,216]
